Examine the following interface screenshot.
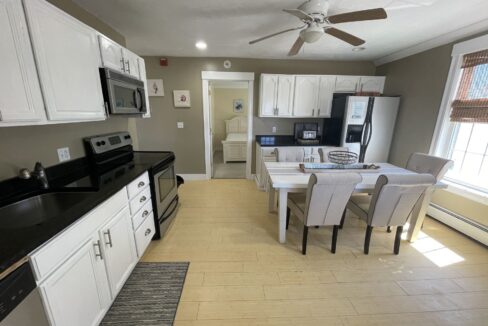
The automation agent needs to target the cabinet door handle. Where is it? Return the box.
[140,195,147,203]
[126,60,130,74]
[104,230,113,248]
[138,181,145,188]
[142,210,149,217]
[145,228,152,236]
[120,58,125,72]
[318,109,320,116]
[312,109,315,116]
[93,240,103,260]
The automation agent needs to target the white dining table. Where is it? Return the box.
[265,162,445,244]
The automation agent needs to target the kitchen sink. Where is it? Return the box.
[0,192,93,229]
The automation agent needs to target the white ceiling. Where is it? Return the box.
[74,0,488,62]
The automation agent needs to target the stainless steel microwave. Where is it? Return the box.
[99,68,147,115]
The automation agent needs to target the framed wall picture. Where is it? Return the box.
[147,79,164,96]
[233,99,244,113]
[173,90,191,107]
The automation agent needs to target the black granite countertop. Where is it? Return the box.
[256,135,327,147]
[0,151,173,276]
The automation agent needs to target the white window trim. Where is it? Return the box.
[430,33,488,204]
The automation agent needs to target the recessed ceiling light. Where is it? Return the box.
[195,41,207,50]
[352,47,366,52]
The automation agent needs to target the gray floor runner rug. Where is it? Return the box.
[101,262,189,326]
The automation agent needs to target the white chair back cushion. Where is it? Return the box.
[318,147,349,163]
[304,173,362,226]
[368,173,436,227]
[275,148,305,162]
[406,153,453,181]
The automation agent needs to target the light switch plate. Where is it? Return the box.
[57,147,70,162]
[177,122,184,128]
[272,126,277,133]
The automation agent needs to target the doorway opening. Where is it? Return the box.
[201,71,254,180]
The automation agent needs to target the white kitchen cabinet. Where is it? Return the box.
[0,0,45,124]
[259,74,278,117]
[335,76,361,92]
[23,0,106,121]
[98,35,125,73]
[276,75,294,116]
[138,58,151,118]
[99,206,137,297]
[122,48,140,79]
[358,76,386,94]
[317,76,336,117]
[293,76,319,117]
[39,238,111,326]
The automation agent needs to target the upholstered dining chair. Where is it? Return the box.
[286,172,362,255]
[346,173,436,255]
[274,147,305,162]
[318,147,349,163]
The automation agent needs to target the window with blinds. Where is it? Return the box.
[450,49,488,123]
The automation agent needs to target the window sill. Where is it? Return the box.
[441,179,488,205]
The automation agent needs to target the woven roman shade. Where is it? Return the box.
[450,49,488,123]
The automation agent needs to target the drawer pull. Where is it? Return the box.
[142,210,149,217]
[145,228,152,236]
[104,230,113,248]
[140,196,147,203]
[93,240,103,260]
[138,181,145,188]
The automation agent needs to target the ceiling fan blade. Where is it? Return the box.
[288,37,304,56]
[249,26,303,45]
[324,27,365,46]
[283,9,313,22]
[327,8,387,24]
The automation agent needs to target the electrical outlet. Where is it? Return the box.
[177,122,184,128]
[57,147,70,162]
[272,126,277,133]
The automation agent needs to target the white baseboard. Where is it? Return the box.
[427,204,488,246]
[178,174,208,181]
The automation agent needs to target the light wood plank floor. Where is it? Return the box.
[142,179,488,325]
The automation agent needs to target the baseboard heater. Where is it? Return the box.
[427,203,488,246]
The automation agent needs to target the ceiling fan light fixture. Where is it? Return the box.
[299,24,324,43]
[352,46,366,52]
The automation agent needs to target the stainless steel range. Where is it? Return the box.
[84,132,178,239]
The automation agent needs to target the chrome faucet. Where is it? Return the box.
[19,162,49,189]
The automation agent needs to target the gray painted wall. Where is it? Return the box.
[132,56,376,174]
[0,0,127,179]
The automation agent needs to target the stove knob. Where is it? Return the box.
[101,141,106,146]
[96,141,102,147]
[124,135,131,139]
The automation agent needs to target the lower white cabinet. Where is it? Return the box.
[99,206,137,297]
[39,238,111,326]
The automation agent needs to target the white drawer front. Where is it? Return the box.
[134,212,155,257]
[262,148,276,156]
[129,186,151,215]
[30,188,128,282]
[127,172,150,199]
[132,200,153,230]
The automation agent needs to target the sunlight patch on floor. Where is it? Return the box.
[409,230,465,267]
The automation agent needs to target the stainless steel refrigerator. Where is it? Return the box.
[337,96,400,163]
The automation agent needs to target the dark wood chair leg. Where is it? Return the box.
[387,226,391,233]
[339,209,346,229]
[394,226,403,255]
[302,226,309,255]
[315,226,319,229]
[286,207,291,230]
[331,225,339,254]
[364,225,373,255]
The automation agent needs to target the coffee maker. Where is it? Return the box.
[294,122,321,145]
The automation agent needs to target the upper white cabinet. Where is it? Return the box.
[122,49,140,79]
[0,0,45,124]
[335,76,361,92]
[23,0,106,121]
[317,76,336,117]
[98,35,125,72]
[358,76,386,93]
[276,75,294,117]
[259,74,278,117]
[293,76,319,117]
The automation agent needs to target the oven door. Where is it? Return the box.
[106,79,146,115]
[154,164,177,221]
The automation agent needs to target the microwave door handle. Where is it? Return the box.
[137,88,147,113]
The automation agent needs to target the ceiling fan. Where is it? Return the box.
[249,0,388,56]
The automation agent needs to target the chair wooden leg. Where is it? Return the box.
[387,226,391,233]
[364,225,373,255]
[339,209,346,229]
[286,207,291,230]
[331,225,339,254]
[394,226,403,255]
[302,226,309,255]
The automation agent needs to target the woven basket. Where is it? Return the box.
[327,151,358,165]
